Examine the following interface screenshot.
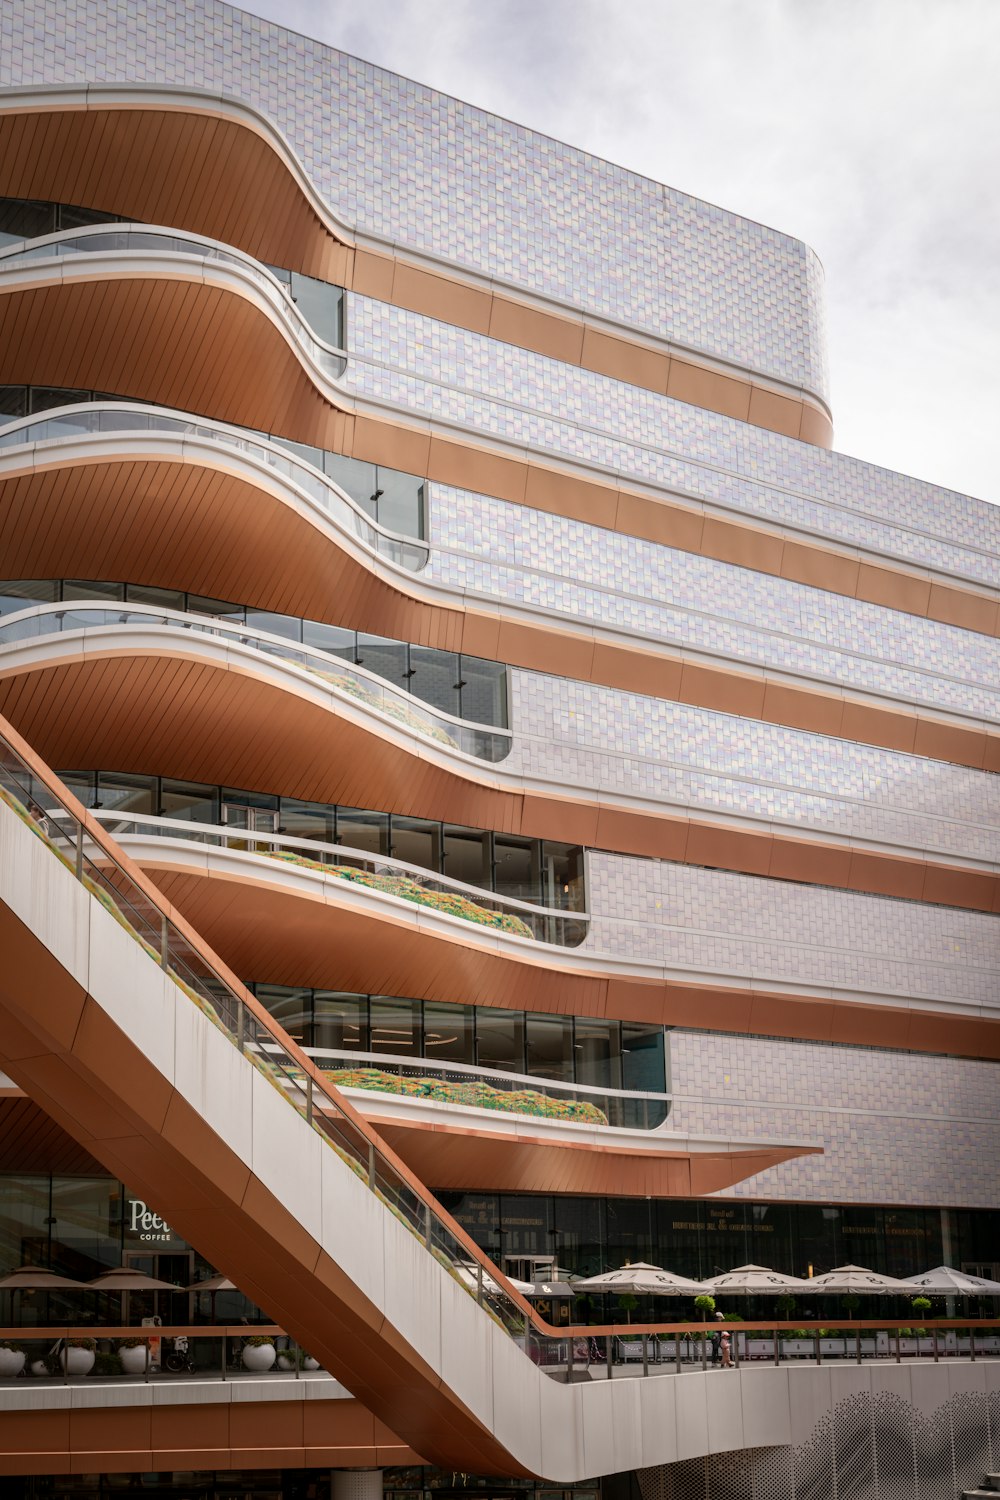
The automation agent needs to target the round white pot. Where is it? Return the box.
[303,1356,320,1370]
[119,1345,148,1373]
[276,1352,297,1371]
[30,1358,51,1377]
[0,1347,25,1376]
[242,1342,276,1371]
[60,1346,95,1376]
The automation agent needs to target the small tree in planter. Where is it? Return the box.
[616,1292,639,1326]
[60,1337,96,1376]
[0,1339,25,1377]
[241,1333,277,1371]
[116,1337,149,1374]
[840,1294,861,1322]
[911,1297,931,1318]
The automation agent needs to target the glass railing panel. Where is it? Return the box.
[0,601,510,762]
[92,812,587,946]
[0,228,347,381]
[0,403,430,569]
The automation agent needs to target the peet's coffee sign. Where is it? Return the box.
[126,1198,181,1245]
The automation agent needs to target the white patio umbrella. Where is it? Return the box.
[702,1263,811,1294]
[573,1262,706,1295]
[903,1266,1000,1296]
[454,1263,533,1297]
[803,1264,912,1294]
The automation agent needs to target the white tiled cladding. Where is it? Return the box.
[1,0,828,399]
[387,318,1000,584]
[505,671,1000,864]
[584,854,999,1013]
[668,1030,1000,1206]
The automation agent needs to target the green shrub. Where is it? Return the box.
[693,1295,716,1317]
[64,1337,96,1350]
[116,1337,147,1350]
[324,1067,608,1124]
[912,1297,932,1315]
[93,1351,122,1376]
[0,1339,23,1352]
[244,1334,275,1348]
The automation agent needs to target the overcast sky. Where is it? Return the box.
[247,0,999,504]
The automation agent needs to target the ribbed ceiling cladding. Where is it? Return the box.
[0,1094,104,1173]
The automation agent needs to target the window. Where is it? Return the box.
[94,772,156,816]
[475,1007,525,1074]
[313,992,368,1053]
[369,995,420,1054]
[526,1013,573,1083]
[390,815,441,871]
[423,1002,475,1064]
[0,197,55,246]
[159,779,218,823]
[337,805,389,856]
[289,270,344,349]
[278,797,336,845]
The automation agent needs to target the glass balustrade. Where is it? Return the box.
[0,402,429,571]
[0,226,348,380]
[89,810,587,947]
[0,601,508,761]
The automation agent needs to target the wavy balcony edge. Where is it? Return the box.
[3,261,998,653]
[102,821,1000,1061]
[0,84,835,442]
[0,425,998,775]
[1,615,999,926]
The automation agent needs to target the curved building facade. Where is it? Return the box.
[0,5,997,1499]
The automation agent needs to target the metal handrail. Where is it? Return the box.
[0,224,347,380]
[92,811,587,945]
[0,601,511,762]
[0,402,429,571]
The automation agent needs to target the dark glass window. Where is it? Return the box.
[442,824,490,887]
[336,805,389,856]
[278,797,337,845]
[476,1007,525,1074]
[573,1018,620,1090]
[58,770,97,806]
[0,197,55,246]
[390,815,441,871]
[186,594,244,621]
[376,468,424,539]
[28,387,91,415]
[94,771,156,815]
[313,991,368,1053]
[63,579,124,602]
[526,1013,573,1083]
[289,270,344,348]
[254,984,311,1043]
[407,646,460,718]
[125,583,185,611]
[541,841,585,910]
[160,779,218,823]
[0,386,27,418]
[621,1022,666,1093]
[272,434,326,473]
[56,204,120,232]
[244,608,302,641]
[302,619,355,657]
[423,1002,475,1064]
[323,453,378,514]
[493,833,536,902]
[0,579,59,614]
[460,656,508,727]
[369,995,420,1054]
[355,633,407,685]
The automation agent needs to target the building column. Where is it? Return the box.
[332,1471,383,1500]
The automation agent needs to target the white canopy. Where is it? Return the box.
[804,1264,912,1294]
[702,1263,810,1294]
[902,1265,1000,1296]
[573,1262,706,1295]
[454,1264,533,1296]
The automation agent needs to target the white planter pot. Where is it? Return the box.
[119,1345,148,1373]
[303,1356,320,1370]
[60,1346,95,1376]
[30,1359,51,1377]
[242,1342,276,1371]
[0,1347,25,1376]
[276,1352,297,1371]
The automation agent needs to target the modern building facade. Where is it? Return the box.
[0,2,997,1498]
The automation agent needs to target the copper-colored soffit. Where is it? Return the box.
[124,847,1000,1063]
[0,269,995,649]
[0,90,832,446]
[1,638,998,915]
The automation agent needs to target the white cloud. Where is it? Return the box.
[251,0,1000,502]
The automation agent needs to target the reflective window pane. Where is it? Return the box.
[95,771,156,815]
[442,824,490,888]
[369,995,420,1055]
[375,468,424,539]
[542,841,585,911]
[423,1002,474,1064]
[459,656,508,728]
[289,270,344,348]
[28,387,91,414]
[63,579,125,602]
[526,1013,573,1082]
[574,1018,620,1090]
[255,984,311,1043]
[0,197,55,246]
[125,583,185,611]
[337,805,389,856]
[57,204,120,231]
[244,608,302,641]
[0,386,27,419]
[160,779,218,823]
[493,833,535,901]
[187,594,244,621]
[0,578,59,614]
[302,619,356,657]
[408,646,460,718]
[323,453,378,515]
[355,633,407,685]
[313,991,368,1053]
[278,797,337,845]
[391,815,441,870]
[475,1007,525,1074]
[621,1023,667,1094]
